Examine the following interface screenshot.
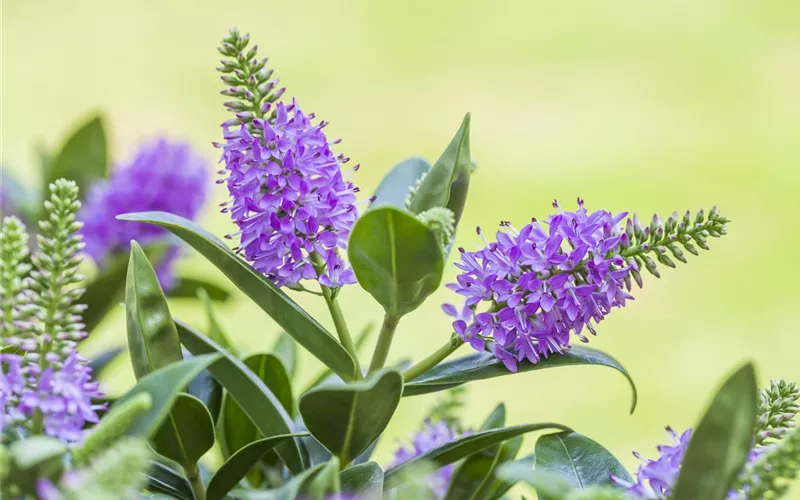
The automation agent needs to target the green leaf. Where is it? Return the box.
[299,369,403,465]
[306,458,340,500]
[444,404,519,500]
[197,287,235,354]
[672,363,758,500]
[407,113,472,225]
[496,462,572,500]
[404,346,638,413]
[206,434,307,500]
[126,241,183,380]
[185,350,224,423]
[169,276,232,302]
[152,393,215,469]
[87,347,124,376]
[118,211,356,381]
[9,436,67,493]
[384,422,571,490]
[348,206,444,317]
[44,114,108,198]
[221,353,295,470]
[370,156,431,210]
[340,461,384,498]
[228,463,327,500]
[534,432,631,493]
[482,452,534,500]
[175,320,305,473]
[273,333,298,380]
[116,354,220,439]
[144,461,193,500]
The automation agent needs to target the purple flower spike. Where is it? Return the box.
[391,420,459,497]
[80,137,209,288]
[218,99,359,288]
[445,200,634,368]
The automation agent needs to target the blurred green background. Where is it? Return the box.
[3,0,800,494]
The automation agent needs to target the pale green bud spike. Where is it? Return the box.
[417,207,455,251]
[71,393,153,466]
[735,425,800,499]
[63,438,151,500]
[754,379,800,448]
[0,216,31,338]
[405,171,428,210]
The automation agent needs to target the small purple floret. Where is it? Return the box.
[391,420,459,497]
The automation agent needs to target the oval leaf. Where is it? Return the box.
[185,352,223,424]
[370,157,431,210]
[175,320,305,473]
[404,346,637,413]
[116,354,220,439]
[384,422,571,490]
[407,113,471,225]
[117,211,356,381]
[206,434,306,500]
[44,114,108,197]
[340,461,384,498]
[534,432,631,492]
[672,363,758,500]
[152,393,215,469]
[299,369,403,465]
[144,461,193,500]
[126,241,183,380]
[348,206,443,317]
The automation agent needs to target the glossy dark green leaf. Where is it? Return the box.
[144,461,193,500]
[404,346,637,413]
[384,422,571,490]
[534,432,631,493]
[341,461,384,498]
[44,114,108,197]
[152,393,215,469]
[118,211,356,381]
[299,369,403,465]
[168,276,232,302]
[185,350,223,424]
[126,241,183,380]
[672,363,758,500]
[444,404,515,500]
[348,206,444,317]
[273,333,298,380]
[206,434,307,500]
[370,156,431,210]
[407,113,472,225]
[196,287,235,354]
[175,321,305,473]
[87,347,124,376]
[116,354,220,439]
[221,353,295,468]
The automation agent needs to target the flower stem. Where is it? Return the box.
[402,336,465,382]
[368,314,399,375]
[320,285,362,380]
[187,465,206,500]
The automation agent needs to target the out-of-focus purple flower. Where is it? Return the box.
[444,199,634,371]
[391,420,459,498]
[79,137,209,288]
[217,99,359,288]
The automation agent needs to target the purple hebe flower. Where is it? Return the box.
[614,427,691,498]
[1,351,104,443]
[217,99,359,288]
[79,137,209,288]
[391,419,459,498]
[444,199,634,371]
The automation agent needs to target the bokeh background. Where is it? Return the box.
[3,0,800,495]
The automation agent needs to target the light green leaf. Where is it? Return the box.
[126,241,183,380]
[672,363,758,500]
[44,114,108,198]
[118,211,356,381]
[340,461,384,498]
[404,346,637,413]
[299,369,403,465]
[175,321,305,473]
[348,206,443,317]
[370,156,431,210]
[116,354,221,439]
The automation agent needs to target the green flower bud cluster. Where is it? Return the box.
[417,207,456,251]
